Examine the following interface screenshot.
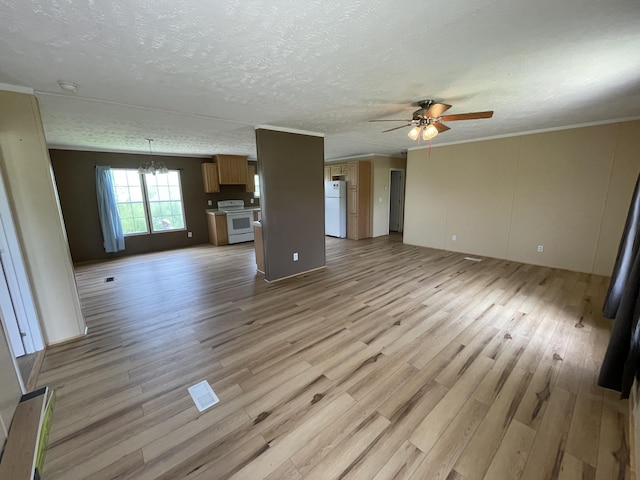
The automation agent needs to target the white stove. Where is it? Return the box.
[217,200,254,244]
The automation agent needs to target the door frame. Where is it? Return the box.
[0,166,44,357]
[388,168,406,233]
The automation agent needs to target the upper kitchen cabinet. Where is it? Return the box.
[202,163,220,193]
[330,163,347,177]
[246,164,256,193]
[214,154,249,185]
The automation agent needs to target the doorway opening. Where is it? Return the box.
[389,169,405,233]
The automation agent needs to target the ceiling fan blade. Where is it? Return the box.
[434,122,451,133]
[382,123,413,133]
[440,111,494,121]
[369,119,412,122]
[424,103,451,118]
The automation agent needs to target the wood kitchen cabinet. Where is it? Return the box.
[324,166,331,182]
[346,160,371,240]
[213,154,249,185]
[330,164,347,177]
[207,213,228,246]
[201,163,220,193]
[246,164,256,193]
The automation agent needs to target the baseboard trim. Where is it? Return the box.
[264,266,326,283]
[46,329,88,347]
[25,349,46,393]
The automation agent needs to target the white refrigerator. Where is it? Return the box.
[325,181,347,238]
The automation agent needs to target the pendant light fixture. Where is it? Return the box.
[137,139,168,175]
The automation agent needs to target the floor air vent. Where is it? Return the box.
[188,380,220,412]
[105,277,114,282]
[464,257,482,262]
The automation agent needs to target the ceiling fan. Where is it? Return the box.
[370,100,494,141]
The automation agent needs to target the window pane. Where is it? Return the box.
[131,203,146,217]
[111,169,148,235]
[146,170,185,233]
[130,187,143,202]
[127,170,141,184]
[169,186,180,199]
[112,169,127,184]
[157,186,171,201]
[173,216,185,229]
[115,186,130,202]
[134,218,149,232]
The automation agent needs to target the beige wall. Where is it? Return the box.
[0,325,21,447]
[404,120,640,275]
[0,90,85,342]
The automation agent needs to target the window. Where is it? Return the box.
[112,169,186,235]
[254,174,260,198]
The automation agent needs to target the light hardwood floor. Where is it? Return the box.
[39,235,630,479]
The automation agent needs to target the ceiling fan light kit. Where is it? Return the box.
[422,123,439,140]
[370,99,494,142]
[408,126,420,140]
[408,122,439,140]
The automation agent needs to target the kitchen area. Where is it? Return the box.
[202,154,264,272]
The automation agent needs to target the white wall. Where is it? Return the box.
[404,120,640,275]
[0,89,85,342]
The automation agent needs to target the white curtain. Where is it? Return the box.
[95,166,125,253]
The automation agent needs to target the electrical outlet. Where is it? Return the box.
[452,234,457,241]
[537,245,544,252]
[293,252,299,261]
[250,198,254,204]
[207,200,212,206]
[188,231,193,238]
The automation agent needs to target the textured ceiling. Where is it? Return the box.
[1,0,639,159]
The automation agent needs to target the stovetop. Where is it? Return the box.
[217,199,245,212]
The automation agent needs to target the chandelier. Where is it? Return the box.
[138,139,168,175]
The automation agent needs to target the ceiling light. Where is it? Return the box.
[422,123,439,140]
[407,126,420,140]
[138,139,168,176]
[57,81,79,94]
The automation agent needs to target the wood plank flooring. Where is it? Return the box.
[38,235,630,479]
